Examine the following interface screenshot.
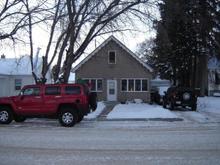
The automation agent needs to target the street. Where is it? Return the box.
[0,119,220,165]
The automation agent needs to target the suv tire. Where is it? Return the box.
[162,100,167,108]
[192,104,197,111]
[0,106,13,124]
[58,108,78,127]
[168,100,175,110]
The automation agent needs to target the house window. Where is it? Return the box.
[142,79,148,91]
[97,79,103,91]
[135,79,141,91]
[121,79,127,91]
[121,79,149,92]
[15,79,22,90]
[108,51,116,64]
[83,79,103,92]
[128,79,134,91]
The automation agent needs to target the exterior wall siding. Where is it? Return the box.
[75,40,152,102]
[0,75,34,97]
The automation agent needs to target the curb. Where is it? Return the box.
[96,118,184,122]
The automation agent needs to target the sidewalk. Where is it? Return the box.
[97,101,119,120]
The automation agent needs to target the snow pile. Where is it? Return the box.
[198,97,220,114]
[85,102,106,119]
[107,103,178,119]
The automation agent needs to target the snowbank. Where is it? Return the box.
[198,97,220,114]
[107,103,178,119]
[84,102,106,119]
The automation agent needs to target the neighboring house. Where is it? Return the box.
[151,77,171,96]
[72,36,153,102]
[0,54,51,97]
[208,57,220,96]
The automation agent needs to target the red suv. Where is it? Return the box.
[0,84,97,127]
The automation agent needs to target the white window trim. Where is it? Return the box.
[83,78,103,92]
[108,50,116,64]
[121,78,149,92]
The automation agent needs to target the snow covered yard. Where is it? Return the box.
[197,97,220,114]
[107,103,178,120]
[84,102,106,119]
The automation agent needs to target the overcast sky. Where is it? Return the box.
[0,1,159,60]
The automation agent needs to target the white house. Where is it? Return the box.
[0,54,51,97]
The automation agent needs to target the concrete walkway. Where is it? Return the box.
[97,101,119,120]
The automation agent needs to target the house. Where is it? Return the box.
[72,36,153,102]
[208,57,220,96]
[0,54,51,97]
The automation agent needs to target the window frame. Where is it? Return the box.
[83,78,103,92]
[108,50,116,64]
[15,79,22,90]
[121,78,149,92]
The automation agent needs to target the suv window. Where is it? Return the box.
[45,86,61,95]
[23,87,40,96]
[65,86,81,95]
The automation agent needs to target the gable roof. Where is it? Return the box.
[72,36,153,72]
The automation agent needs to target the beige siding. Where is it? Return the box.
[75,40,152,102]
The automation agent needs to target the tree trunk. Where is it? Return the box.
[196,55,208,96]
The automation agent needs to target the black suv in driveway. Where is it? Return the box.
[162,86,198,111]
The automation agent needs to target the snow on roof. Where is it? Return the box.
[0,55,41,76]
[72,36,153,72]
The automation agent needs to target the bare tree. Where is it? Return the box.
[0,0,48,41]
[2,0,156,83]
[0,0,54,83]
[38,0,157,83]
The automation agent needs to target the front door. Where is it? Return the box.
[107,80,117,101]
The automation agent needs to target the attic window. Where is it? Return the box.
[108,51,116,64]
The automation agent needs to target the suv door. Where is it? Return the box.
[16,86,43,115]
[43,86,61,114]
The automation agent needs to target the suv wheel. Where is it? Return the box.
[58,108,78,127]
[0,106,13,124]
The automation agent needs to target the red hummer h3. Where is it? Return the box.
[0,83,97,127]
